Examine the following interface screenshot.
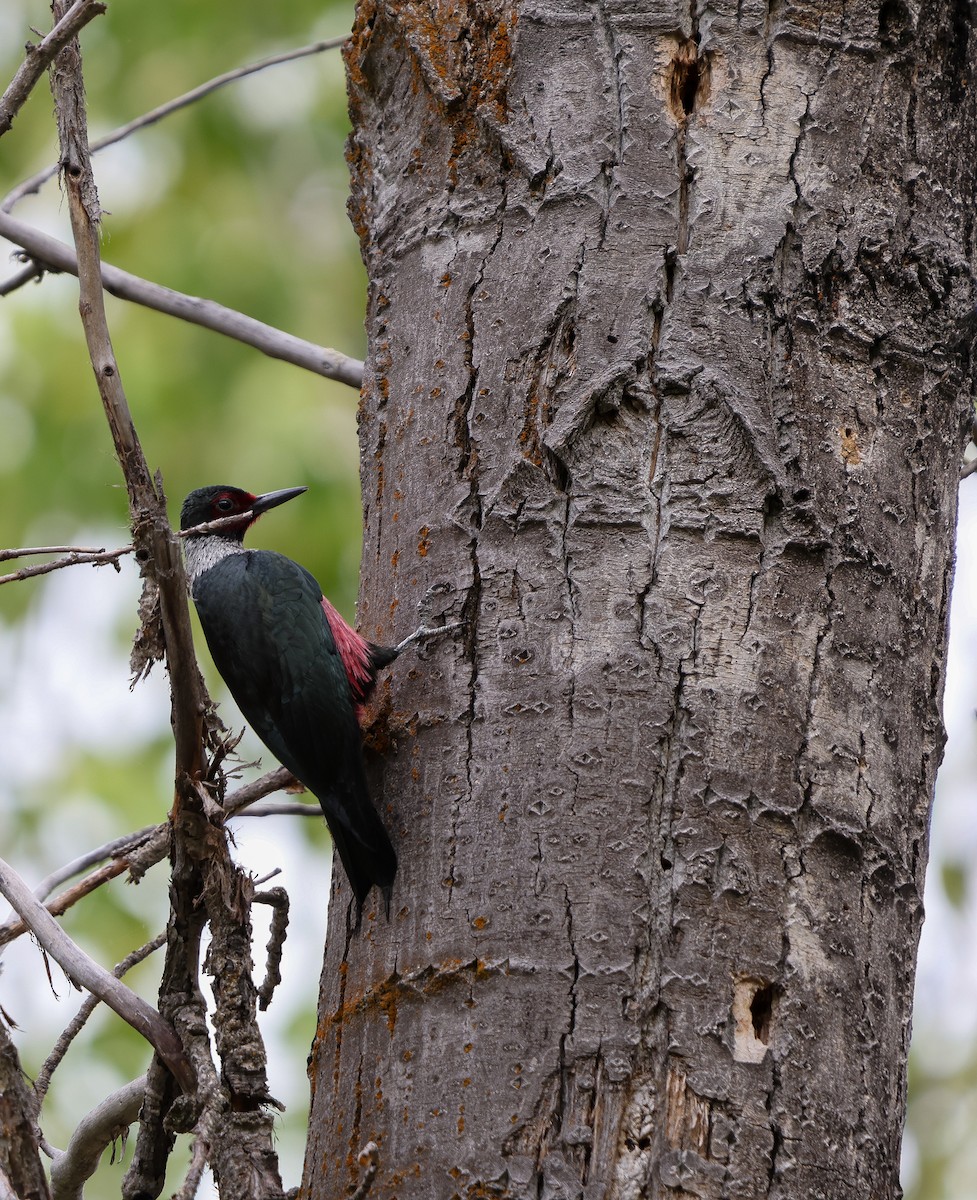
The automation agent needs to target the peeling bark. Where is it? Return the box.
[304,2,976,1197]
[0,1022,49,1200]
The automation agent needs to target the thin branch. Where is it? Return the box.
[177,509,266,538]
[0,0,105,138]
[0,544,118,561]
[0,544,132,586]
[35,934,166,1109]
[223,767,296,817]
[1,767,298,937]
[49,1076,147,1200]
[238,801,321,817]
[3,35,346,211]
[0,855,193,1092]
[254,887,289,1011]
[0,772,306,950]
[0,861,129,949]
[0,258,44,295]
[0,501,290,585]
[0,210,364,387]
[29,826,159,903]
[0,826,161,950]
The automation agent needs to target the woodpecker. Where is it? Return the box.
[180,484,444,915]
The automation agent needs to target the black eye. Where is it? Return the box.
[216,497,234,512]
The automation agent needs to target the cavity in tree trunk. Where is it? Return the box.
[303,3,976,1197]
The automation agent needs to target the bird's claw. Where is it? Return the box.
[394,621,465,654]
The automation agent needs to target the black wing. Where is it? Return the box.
[192,550,396,904]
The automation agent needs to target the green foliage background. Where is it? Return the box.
[0,0,363,1194]
[1,3,974,1198]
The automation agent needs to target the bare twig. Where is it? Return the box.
[0,258,44,295]
[0,769,301,941]
[0,544,118,561]
[393,620,466,654]
[49,1076,147,1200]
[29,826,159,904]
[0,771,307,950]
[961,454,977,480]
[0,860,136,949]
[0,0,105,138]
[0,828,159,950]
[0,544,132,586]
[0,500,288,584]
[3,36,346,211]
[254,887,289,1011]
[0,210,364,387]
[238,801,320,817]
[35,934,166,1108]
[178,508,268,538]
[223,767,296,818]
[0,856,193,1092]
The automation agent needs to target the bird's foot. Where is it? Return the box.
[393,621,464,654]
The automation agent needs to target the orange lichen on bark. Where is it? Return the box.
[839,423,862,465]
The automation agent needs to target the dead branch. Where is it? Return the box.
[34,933,166,1109]
[0,828,159,950]
[239,801,321,817]
[50,1,213,1125]
[0,0,105,138]
[0,258,44,295]
[0,544,121,561]
[0,210,364,387]
[3,36,346,210]
[0,861,129,948]
[49,1076,146,1200]
[254,887,290,1011]
[0,501,291,586]
[0,543,133,585]
[29,825,159,903]
[223,766,296,817]
[0,855,193,1092]
[0,770,300,949]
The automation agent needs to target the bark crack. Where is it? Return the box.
[594,0,625,249]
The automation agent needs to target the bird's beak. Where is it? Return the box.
[251,486,308,515]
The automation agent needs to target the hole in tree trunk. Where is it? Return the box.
[750,983,775,1044]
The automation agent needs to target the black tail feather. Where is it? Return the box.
[322,798,397,918]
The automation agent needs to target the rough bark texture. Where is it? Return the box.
[0,1021,50,1200]
[304,2,976,1197]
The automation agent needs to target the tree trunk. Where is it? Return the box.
[303,3,976,1197]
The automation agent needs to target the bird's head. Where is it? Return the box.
[180,485,308,536]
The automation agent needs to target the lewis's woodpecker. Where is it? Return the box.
[180,484,429,912]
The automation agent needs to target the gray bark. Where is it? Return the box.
[304,2,976,1197]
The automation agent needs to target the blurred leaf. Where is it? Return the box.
[941,860,968,912]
